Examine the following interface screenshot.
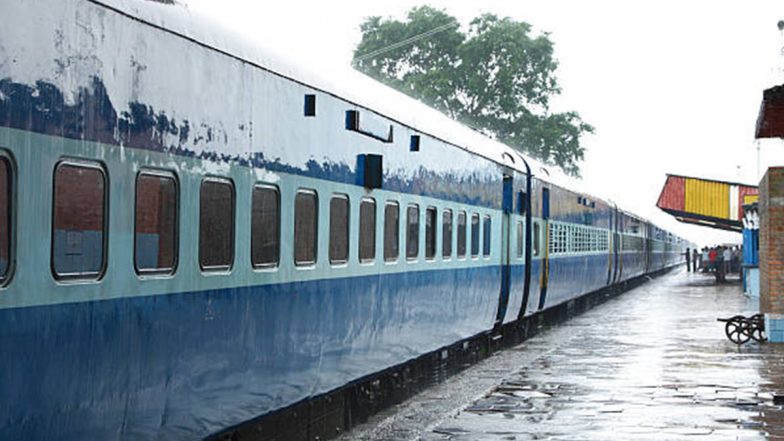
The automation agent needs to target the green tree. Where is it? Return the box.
[353,6,593,176]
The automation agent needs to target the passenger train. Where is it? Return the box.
[0,0,688,440]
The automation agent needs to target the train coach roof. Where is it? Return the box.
[94,0,611,192]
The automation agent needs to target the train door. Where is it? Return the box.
[537,187,550,311]
[644,224,652,273]
[606,208,612,285]
[607,206,617,285]
[494,175,513,328]
[612,207,621,284]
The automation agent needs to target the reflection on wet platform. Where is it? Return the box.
[341,268,784,440]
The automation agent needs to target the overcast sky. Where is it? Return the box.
[187,0,784,245]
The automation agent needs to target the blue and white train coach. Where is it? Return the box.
[0,0,687,439]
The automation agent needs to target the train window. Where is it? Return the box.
[251,185,280,268]
[135,172,177,275]
[516,221,524,258]
[483,215,491,257]
[199,178,235,271]
[329,194,350,265]
[406,204,419,260]
[442,209,453,259]
[533,222,541,257]
[425,206,436,260]
[471,213,480,257]
[359,198,376,262]
[517,191,526,215]
[457,211,467,258]
[0,156,11,282]
[384,201,399,261]
[295,190,318,266]
[52,162,106,279]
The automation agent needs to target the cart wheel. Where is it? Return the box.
[725,317,751,345]
[750,314,767,342]
[750,327,767,342]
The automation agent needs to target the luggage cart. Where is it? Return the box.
[717,314,766,345]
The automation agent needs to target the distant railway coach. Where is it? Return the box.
[0,0,688,440]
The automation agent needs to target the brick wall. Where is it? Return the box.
[759,167,784,314]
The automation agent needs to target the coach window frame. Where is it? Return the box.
[482,214,491,258]
[329,193,350,266]
[470,212,480,258]
[384,200,400,263]
[425,206,437,261]
[533,221,541,257]
[198,177,236,273]
[251,183,281,270]
[457,210,467,259]
[516,220,524,259]
[442,209,453,260]
[51,159,109,281]
[359,197,376,264]
[295,189,319,267]
[0,150,16,286]
[406,203,420,261]
[134,169,179,277]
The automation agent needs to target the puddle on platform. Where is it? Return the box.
[424,271,784,440]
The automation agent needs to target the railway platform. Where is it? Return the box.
[338,267,784,440]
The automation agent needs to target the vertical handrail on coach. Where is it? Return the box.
[516,156,532,322]
[537,187,550,311]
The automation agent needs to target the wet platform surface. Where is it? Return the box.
[338,268,784,440]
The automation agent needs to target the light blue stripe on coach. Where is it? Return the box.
[0,127,510,310]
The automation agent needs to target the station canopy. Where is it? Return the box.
[656,174,758,232]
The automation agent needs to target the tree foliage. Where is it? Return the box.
[353,6,593,176]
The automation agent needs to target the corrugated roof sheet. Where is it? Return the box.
[656,174,758,232]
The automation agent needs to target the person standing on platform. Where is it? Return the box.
[732,246,741,273]
[701,247,709,272]
[723,246,732,274]
[714,246,725,282]
[685,247,691,272]
[708,247,717,272]
[692,248,699,272]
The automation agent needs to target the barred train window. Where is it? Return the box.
[457,211,467,258]
[359,198,376,262]
[0,157,11,281]
[406,204,419,260]
[442,209,453,258]
[251,185,280,268]
[329,194,350,265]
[483,215,491,256]
[52,162,106,279]
[199,178,235,271]
[135,172,177,274]
[516,221,524,258]
[384,202,399,261]
[295,190,318,266]
[425,206,436,260]
[573,226,580,252]
[471,213,480,257]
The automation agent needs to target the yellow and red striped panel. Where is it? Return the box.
[684,178,729,219]
[657,174,758,223]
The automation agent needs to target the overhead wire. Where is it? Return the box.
[352,21,459,65]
